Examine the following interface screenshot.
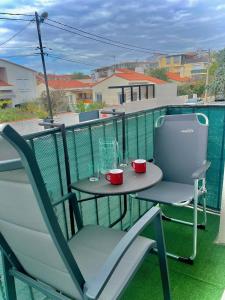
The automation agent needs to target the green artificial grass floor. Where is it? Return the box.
[122,206,225,300]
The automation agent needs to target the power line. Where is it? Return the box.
[0,19,34,47]
[0,17,33,21]
[47,18,161,53]
[46,18,187,55]
[0,12,34,17]
[47,53,99,67]
[44,21,155,54]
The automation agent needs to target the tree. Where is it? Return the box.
[39,90,68,114]
[177,82,205,97]
[209,49,225,98]
[145,68,169,81]
[72,72,89,79]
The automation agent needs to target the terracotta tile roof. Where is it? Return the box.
[115,68,135,73]
[166,72,190,82]
[48,80,90,89]
[115,72,166,84]
[0,80,13,87]
[47,74,74,80]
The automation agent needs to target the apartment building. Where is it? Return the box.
[0,59,37,107]
[158,52,208,80]
[92,61,157,80]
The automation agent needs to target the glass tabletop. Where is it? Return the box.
[71,163,162,196]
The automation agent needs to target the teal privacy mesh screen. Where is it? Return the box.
[1,105,224,300]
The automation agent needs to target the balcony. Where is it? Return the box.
[0,104,225,300]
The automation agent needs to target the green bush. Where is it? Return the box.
[75,101,105,113]
[0,99,12,109]
[0,108,33,123]
[0,101,48,123]
[145,68,169,81]
[20,102,48,119]
[177,82,205,97]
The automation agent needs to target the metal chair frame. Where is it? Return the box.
[133,113,210,264]
[0,125,171,300]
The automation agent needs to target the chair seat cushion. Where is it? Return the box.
[137,181,194,204]
[69,225,155,300]
[0,169,28,183]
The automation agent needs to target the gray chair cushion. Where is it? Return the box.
[137,181,194,204]
[154,114,208,185]
[69,225,155,300]
[0,169,28,183]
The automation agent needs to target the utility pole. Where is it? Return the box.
[35,11,53,122]
[113,55,116,73]
[204,49,211,103]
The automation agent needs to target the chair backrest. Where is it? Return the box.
[154,113,208,185]
[0,125,85,299]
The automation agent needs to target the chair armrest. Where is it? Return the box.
[192,161,211,179]
[0,158,23,172]
[84,206,160,300]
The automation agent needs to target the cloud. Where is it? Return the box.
[166,0,200,7]
[1,0,225,73]
[216,4,225,10]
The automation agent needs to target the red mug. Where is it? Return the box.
[131,159,146,173]
[105,169,123,185]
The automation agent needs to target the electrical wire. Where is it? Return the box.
[0,19,34,47]
[0,17,33,21]
[46,18,187,55]
[44,21,155,54]
[47,17,160,53]
[46,53,99,67]
[0,12,34,17]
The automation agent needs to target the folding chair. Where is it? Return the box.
[0,125,171,300]
[136,113,210,264]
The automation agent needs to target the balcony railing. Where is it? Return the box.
[0,104,225,299]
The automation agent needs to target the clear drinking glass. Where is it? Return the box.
[88,163,100,182]
[99,137,119,174]
[118,149,130,168]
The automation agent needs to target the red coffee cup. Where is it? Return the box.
[105,169,123,185]
[131,159,146,173]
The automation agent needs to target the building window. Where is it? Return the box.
[191,69,207,74]
[166,57,171,64]
[96,93,102,102]
[173,56,181,64]
[118,93,126,104]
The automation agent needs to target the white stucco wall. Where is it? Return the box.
[0,60,37,106]
[93,76,129,105]
[155,83,180,105]
[93,76,157,105]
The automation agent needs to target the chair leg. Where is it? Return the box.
[158,180,200,264]
[200,181,207,228]
[161,198,207,230]
[189,179,198,261]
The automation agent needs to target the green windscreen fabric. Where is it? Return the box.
[3,107,165,241]
[0,105,223,300]
[167,105,225,211]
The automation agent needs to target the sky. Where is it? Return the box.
[0,0,225,74]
